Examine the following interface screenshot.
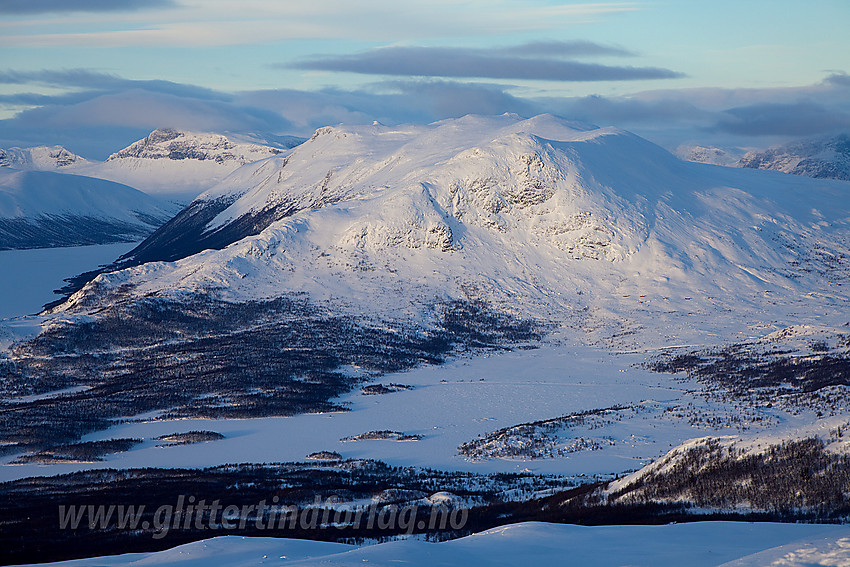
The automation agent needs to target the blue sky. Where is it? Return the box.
[1,0,849,157]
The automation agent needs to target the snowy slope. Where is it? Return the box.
[0,169,180,249]
[64,113,850,341]
[16,522,850,567]
[738,133,850,181]
[604,413,850,514]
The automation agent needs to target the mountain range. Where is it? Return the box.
[738,133,850,180]
[65,113,849,333]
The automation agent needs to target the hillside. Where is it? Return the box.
[0,169,179,250]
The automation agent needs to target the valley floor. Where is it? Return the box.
[0,336,826,483]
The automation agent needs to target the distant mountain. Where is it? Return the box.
[0,146,91,170]
[738,133,850,180]
[72,129,303,201]
[1,129,304,202]
[0,169,180,250]
[105,128,291,162]
[674,144,745,167]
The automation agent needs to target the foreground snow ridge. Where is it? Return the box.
[18,522,850,567]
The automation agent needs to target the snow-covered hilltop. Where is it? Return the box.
[738,133,850,181]
[0,169,180,250]
[63,113,849,340]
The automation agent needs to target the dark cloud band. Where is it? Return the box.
[715,102,850,137]
[0,69,230,102]
[0,0,176,15]
[287,45,683,82]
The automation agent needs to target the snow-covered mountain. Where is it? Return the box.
[738,133,850,181]
[70,129,302,201]
[0,169,180,250]
[0,146,91,170]
[107,128,293,162]
[66,113,849,338]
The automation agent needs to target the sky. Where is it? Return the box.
[1,0,849,158]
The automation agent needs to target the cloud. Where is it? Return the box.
[238,80,539,131]
[714,101,850,137]
[549,94,709,125]
[0,0,177,14]
[494,41,636,58]
[0,78,534,158]
[288,45,683,82]
[0,69,230,101]
[824,72,850,88]
[0,2,641,48]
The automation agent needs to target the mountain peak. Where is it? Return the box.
[145,127,183,145]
